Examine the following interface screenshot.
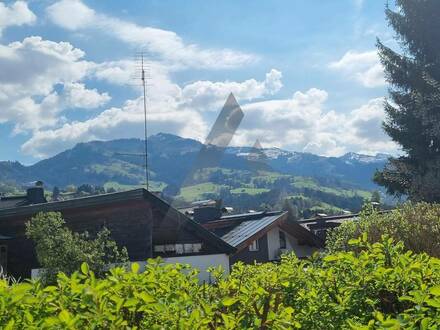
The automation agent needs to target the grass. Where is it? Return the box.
[178,182,227,201]
[291,177,371,199]
[230,187,270,195]
[96,165,373,211]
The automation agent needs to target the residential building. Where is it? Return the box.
[0,186,234,280]
[189,204,324,265]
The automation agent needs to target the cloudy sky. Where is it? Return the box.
[0,0,399,164]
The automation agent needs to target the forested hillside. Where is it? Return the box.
[0,133,388,215]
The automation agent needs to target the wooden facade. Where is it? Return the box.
[0,189,234,279]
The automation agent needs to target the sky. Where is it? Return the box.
[0,0,400,164]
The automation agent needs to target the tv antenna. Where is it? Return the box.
[140,52,150,190]
[115,52,151,190]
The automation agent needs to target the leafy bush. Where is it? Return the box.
[26,212,128,284]
[0,237,439,329]
[326,203,440,257]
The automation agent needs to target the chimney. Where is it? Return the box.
[26,181,47,205]
[193,206,223,223]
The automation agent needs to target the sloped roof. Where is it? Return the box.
[221,212,283,247]
[0,195,28,210]
[0,189,235,254]
[202,210,324,251]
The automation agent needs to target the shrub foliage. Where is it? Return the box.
[326,203,440,257]
[26,212,128,284]
[0,237,439,329]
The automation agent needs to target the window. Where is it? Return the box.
[154,245,165,253]
[154,243,203,255]
[279,230,286,249]
[192,243,202,253]
[0,245,7,273]
[249,239,259,251]
[165,244,175,252]
[184,243,194,253]
[184,243,203,253]
[175,244,184,254]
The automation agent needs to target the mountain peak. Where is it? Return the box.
[340,152,390,164]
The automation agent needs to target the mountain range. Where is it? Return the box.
[0,133,388,189]
[0,133,390,214]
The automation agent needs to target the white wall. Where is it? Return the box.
[161,253,230,283]
[267,227,281,260]
[32,253,230,283]
[266,226,319,260]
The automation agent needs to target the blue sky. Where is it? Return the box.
[0,0,398,164]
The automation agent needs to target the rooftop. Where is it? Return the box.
[0,195,29,209]
[0,188,236,254]
[220,212,285,247]
[201,210,323,250]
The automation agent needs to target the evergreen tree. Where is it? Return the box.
[282,198,300,220]
[374,0,440,202]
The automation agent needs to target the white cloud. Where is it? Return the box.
[20,69,281,157]
[46,0,94,30]
[231,91,396,156]
[329,50,385,88]
[180,69,283,111]
[47,0,257,69]
[63,83,111,109]
[0,36,108,132]
[92,60,133,85]
[21,97,208,158]
[0,1,36,36]
[21,80,397,159]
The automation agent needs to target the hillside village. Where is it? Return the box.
[0,0,439,328]
[0,94,386,279]
[1,165,357,280]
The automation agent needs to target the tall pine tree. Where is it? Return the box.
[374,0,440,202]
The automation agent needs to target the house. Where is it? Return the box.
[297,209,390,240]
[297,213,362,240]
[186,203,323,265]
[0,186,234,280]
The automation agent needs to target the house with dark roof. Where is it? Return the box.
[297,213,360,241]
[0,184,330,279]
[187,204,323,265]
[0,186,234,280]
[0,184,47,209]
[297,209,390,240]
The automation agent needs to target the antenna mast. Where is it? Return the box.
[114,52,150,189]
[141,53,149,190]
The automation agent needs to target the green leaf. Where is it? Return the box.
[348,238,359,246]
[222,297,239,307]
[81,262,89,274]
[429,285,440,296]
[124,298,138,308]
[4,319,15,330]
[323,255,339,262]
[58,310,71,323]
[139,292,156,303]
[425,298,440,308]
[361,232,367,242]
[420,318,430,330]
[131,262,140,273]
[381,319,399,328]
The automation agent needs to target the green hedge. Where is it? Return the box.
[326,203,440,257]
[0,237,439,329]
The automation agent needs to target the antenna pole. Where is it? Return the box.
[141,53,149,190]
